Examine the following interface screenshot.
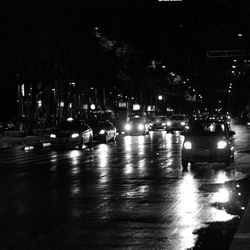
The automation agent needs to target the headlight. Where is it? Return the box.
[162,123,166,126]
[217,140,227,149]
[184,141,192,149]
[50,134,56,138]
[138,124,144,130]
[125,123,131,131]
[181,121,185,126]
[167,121,172,126]
[99,129,105,135]
[71,133,79,138]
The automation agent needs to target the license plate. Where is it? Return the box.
[200,150,209,156]
[59,139,68,144]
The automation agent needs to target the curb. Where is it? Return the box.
[229,199,250,250]
[0,136,50,150]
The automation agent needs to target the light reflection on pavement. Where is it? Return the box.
[0,124,249,249]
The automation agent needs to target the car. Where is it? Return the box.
[149,116,168,130]
[166,114,187,132]
[124,116,150,135]
[89,120,117,143]
[49,118,93,149]
[181,119,235,169]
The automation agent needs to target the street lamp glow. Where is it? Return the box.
[158,95,163,101]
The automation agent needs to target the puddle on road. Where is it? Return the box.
[189,177,250,250]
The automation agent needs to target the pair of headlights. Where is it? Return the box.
[50,133,80,139]
[166,121,185,126]
[125,123,144,131]
[184,140,228,149]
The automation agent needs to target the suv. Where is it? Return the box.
[181,119,235,169]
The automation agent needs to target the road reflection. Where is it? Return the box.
[3,128,249,249]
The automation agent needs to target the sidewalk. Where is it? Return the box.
[0,129,51,149]
[230,201,250,250]
[0,135,50,149]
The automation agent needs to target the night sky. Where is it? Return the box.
[1,0,250,119]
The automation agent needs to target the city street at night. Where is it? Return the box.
[1,121,250,249]
[2,1,250,249]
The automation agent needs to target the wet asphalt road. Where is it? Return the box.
[0,123,250,250]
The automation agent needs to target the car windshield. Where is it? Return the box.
[171,115,185,120]
[129,118,144,123]
[153,116,167,122]
[58,121,82,130]
[188,122,226,135]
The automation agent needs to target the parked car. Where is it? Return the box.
[49,118,93,149]
[166,114,187,132]
[149,116,168,130]
[124,116,150,135]
[89,120,117,143]
[181,119,235,169]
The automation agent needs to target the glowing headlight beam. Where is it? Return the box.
[125,124,131,131]
[184,141,192,149]
[99,129,105,135]
[50,134,56,138]
[217,140,227,149]
[71,133,79,138]
[138,124,144,130]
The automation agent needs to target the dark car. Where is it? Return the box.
[181,119,235,169]
[124,116,150,135]
[166,114,187,132]
[49,118,93,149]
[89,120,117,143]
[149,116,168,131]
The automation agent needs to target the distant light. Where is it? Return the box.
[133,104,140,111]
[228,90,231,93]
[21,84,25,96]
[231,70,235,73]
[60,102,64,107]
[158,95,163,101]
[24,146,34,151]
[162,65,166,68]
[237,33,243,37]
[232,65,236,68]
[233,59,237,62]
[90,104,96,110]
[38,100,42,108]
[229,86,232,89]
[43,142,51,147]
